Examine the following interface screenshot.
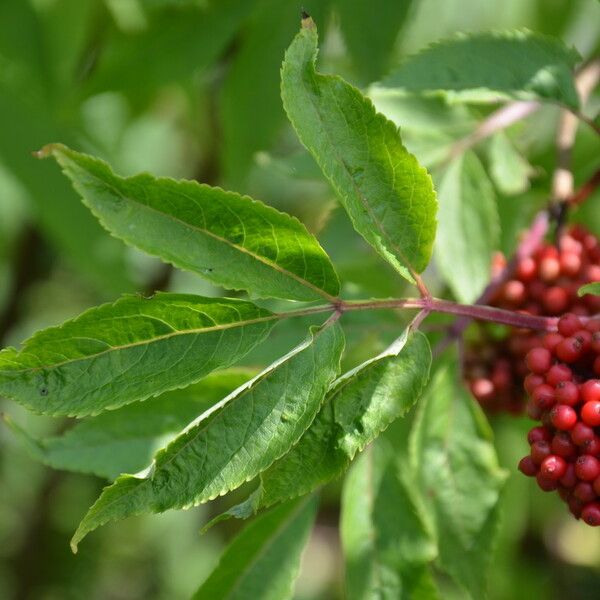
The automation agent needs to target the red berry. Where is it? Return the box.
[543,332,563,352]
[574,482,597,502]
[550,404,577,430]
[536,472,558,491]
[574,330,593,352]
[526,400,543,420]
[581,401,600,427]
[571,422,595,446]
[581,380,600,403]
[540,455,567,480]
[551,432,577,458]
[593,476,600,496]
[544,286,569,314]
[470,378,494,401]
[524,373,545,395]
[518,456,538,477]
[530,440,551,465]
[532,384,555,409]
[525,348,552,374]
[503,280,527,304]
[560,252,582,277]
[557,313,583,337]
[560,463,577,488]
[575,455,600,481]
[539,257,560,281]
[528,426,552,445]
[581,436,600,456]
[546,364,572,386]
[569,497,584,518]
[516,257,536,281]
[555,381,579,406]
[556,337,583,363]
[592,332,600,354]
[594,356,600,376]
[581,502,600,526]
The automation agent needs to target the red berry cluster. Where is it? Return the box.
[466,225,600,413]
[519,313,600,526]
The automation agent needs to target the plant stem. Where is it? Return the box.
[278,296,558,332]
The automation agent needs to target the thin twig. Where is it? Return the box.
[444,101,539,165]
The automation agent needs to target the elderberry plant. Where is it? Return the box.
[1,12,600,600]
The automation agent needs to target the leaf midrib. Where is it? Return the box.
[0,313,278,375]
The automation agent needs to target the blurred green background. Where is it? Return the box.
[1,0,600,598]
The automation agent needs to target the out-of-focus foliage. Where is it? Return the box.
[0,0,599,599]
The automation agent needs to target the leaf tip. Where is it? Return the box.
[33,143,65,160]
[301,10,314,29]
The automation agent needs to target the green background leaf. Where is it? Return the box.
[4,368,256,479]
[578,282,600,296]
[434,151,499,303]
[193,496,318,600]
[409,360,507,598]
[220,0,332,184]
[281,20,438,283]
[381,30,581,108]
[341,440,439,600]
[336,0,414,84]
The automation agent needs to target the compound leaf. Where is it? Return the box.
[281,18,437,284]
[40,144,340,302]
[381,30,580,109]
[70,322,344,551]
[193,495,318,600]
[0,294,275,417]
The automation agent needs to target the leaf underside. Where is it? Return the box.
[381,29,581,109]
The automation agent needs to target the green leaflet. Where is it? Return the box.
[434,151,499,304]
[487,131,533,196]
[87,0,255,96]
[40,144,339,302]
[409,360,507,598]
[193,496,318,600]
[281,19,438,284]
[381,30,581,109]
[70,322,344,551]
[205,330,431,526]
[4,369,256,479]
[578,282,600,297]
[340,440,439,600]
[0,293,275,417]
[336,0,413,83]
